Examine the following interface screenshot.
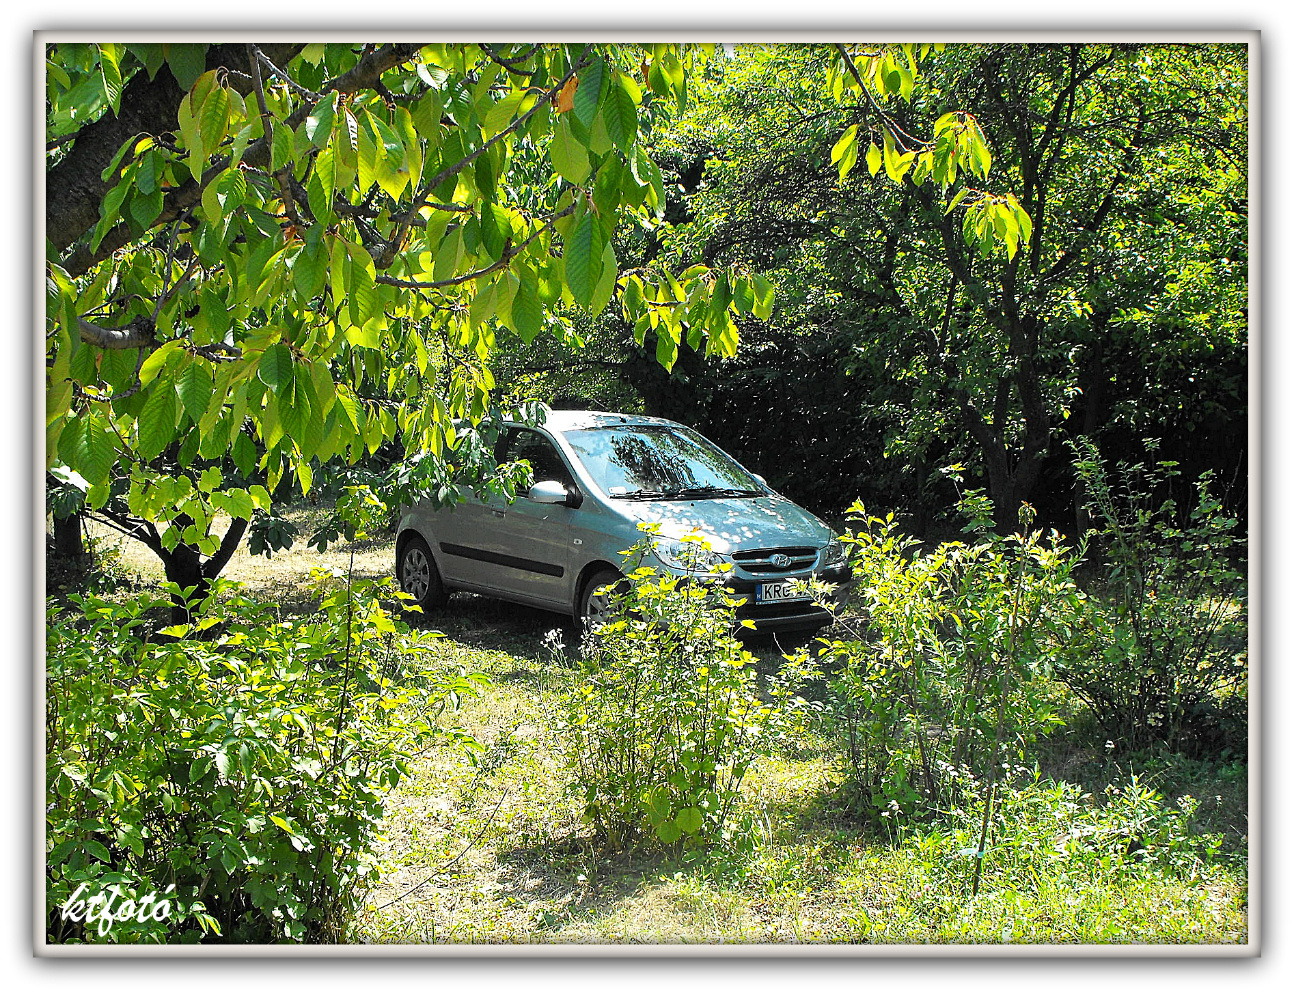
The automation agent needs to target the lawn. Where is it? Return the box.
[62,508,1250,947]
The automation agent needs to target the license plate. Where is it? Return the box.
[755,579,811,604]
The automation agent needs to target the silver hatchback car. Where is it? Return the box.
[395,410,851,632]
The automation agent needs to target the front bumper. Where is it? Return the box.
[725,564,853,632]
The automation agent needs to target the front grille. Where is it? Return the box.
[731,546,818,575]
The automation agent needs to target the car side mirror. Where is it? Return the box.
[528,480,570,505]
[753,473,768,486]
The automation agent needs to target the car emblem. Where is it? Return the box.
[770,553,792,568]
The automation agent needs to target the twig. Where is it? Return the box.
[247,43,301,230]
[370,787,511,912]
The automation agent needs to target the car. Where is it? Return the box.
[394,409,852,633]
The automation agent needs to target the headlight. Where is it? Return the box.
[820,538,848,569]
[652,537,727,575]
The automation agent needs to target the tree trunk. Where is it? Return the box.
[159,516,250,625]
[161,543,208,624]
[1073,336,1106,537]
[51,511,87,569]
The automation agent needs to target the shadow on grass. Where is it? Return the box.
[491,830,760,936]
[403,592,579,664]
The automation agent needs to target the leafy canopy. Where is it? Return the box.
[45,41,1011,560]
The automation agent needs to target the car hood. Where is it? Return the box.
[615,493,831,554]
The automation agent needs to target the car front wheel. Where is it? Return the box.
[577,567,625,633]
[397,534,449,612]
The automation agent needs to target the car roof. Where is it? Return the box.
[507,409,683,435]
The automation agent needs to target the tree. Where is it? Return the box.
[638,43,1247,532]
[44,42,1008,615]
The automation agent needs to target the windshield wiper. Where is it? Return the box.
[609,485,764,501]
[609,488,678,500]
[670,486,765,499]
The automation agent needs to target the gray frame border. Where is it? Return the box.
[33,28,1260,959]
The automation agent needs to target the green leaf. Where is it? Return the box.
[945,187,972,215]
[137,380,179,461]
[563,209,604,308]
[482,88,527,137]
[232,431,257,478]
[188,754,212,783]
[176,359,215,422]
[675,807,704,835]
[138,340,183,388]
[589,240,618,317]
[97,43,124,115]
[573,58,607,129]
[479,202,511,262]
[198,466,223,493]
[199,85,231,151]
[866,142,883,177]
[130,187,164,229]
[708,270,733,325]
[305,93,337,148]
[165,44,208,91]
[276,371,310,443]
[601,78,638,152]
[512,268,543,343]
[752,275,775,320]
[655,326,678,371]
[831,124,858,181]
[654,820,682,844]
[224,487,255,520]
[257,343,294,393]
[549,117,590,186]
[292,242,328,300]
[271,122,295,175]
[732,277,754,314]
[61,416,117,488]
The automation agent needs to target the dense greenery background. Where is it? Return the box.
[43,40,1248,947]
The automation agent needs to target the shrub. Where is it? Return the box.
[558,537,785,850]
[1063,437,1248,755]
[46,575,486,943]
[902,768,1233,896]
[801,501,1082,829]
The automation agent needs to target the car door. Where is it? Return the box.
[464,428,578,606]
[424,484,505,591]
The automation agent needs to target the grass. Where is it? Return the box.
[54,506,1249,946]
[346,622,1247,946]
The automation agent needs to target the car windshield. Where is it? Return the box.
[562,424,765,499]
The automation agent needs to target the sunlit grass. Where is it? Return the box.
[58,506,1247,946]
[349,635,1248,946]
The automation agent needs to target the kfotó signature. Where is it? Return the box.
[59,882,177,937]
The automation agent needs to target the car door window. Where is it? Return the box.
[498,429,576,494]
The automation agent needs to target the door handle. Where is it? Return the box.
[490,509,506,518]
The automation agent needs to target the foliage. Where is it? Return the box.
[799,499,1081,828]
[46,41,1023,595]
[892,767,1235,904]
[43,43,735,589]
[557,536,785,850]
[46,576,486,943]
[1061,437,1248,754]
[639,42,1247,532]
[347,588,1246,944]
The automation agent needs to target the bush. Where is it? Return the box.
[46,575,486,943]
[558,537,786,850]
[1063,438,1248,755]
[902,768,1233,896]
[800,500,1082,829]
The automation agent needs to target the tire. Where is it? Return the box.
[577,567,626,633]
[397,534,449,612]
